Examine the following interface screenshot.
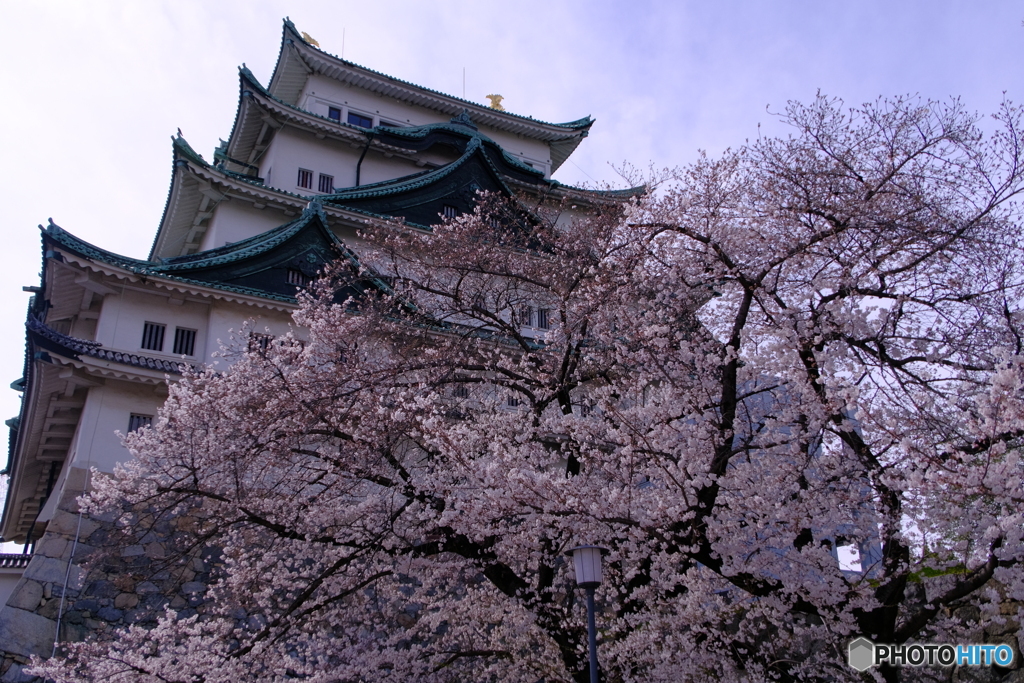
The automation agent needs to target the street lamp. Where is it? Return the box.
[567,545,608,683]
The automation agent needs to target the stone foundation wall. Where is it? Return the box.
[0,467,215,682]
[0,468,1020,681]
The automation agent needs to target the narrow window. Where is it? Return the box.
[172,328,197,356]
[128,414,153,433]
[442,205,458,219]
[506,395,521,408]
[452,384,470,399]
[535,308,550,330]
[249,333,272,355]
[327,106,341,121]
[287,269,311,287]
[297,168,313,189]
[521,305,534,328]
[318,173,334,193]
[141,322,165,352]
[347,111,373,128]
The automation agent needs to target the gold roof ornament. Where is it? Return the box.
[486,94,505,111]
[301,31,320,48]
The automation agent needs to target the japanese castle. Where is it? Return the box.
[0,19,634,669]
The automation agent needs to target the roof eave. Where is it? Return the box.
[269,19,592,145]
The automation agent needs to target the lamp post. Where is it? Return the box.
[567,545,608,683]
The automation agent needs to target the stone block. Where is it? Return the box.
[73,598,99,613]
[114,593,138,610]
[144,543,166,559]
[6,581,43,611]
[141,594,168,611]
[22,557,67,584]
[69,542,96,561]
[955,605,981,623]
[67,564,86,592]
[59,622,90,644]
[38,513,72,537]
[112,575,137,592]
[0,608,56,658]
[121,545,144,558]
[37,598,61,620]
[182,582,207,594]
[86,581,118,599]
[96,606,123,622]
[86,528,110,546]
[0,662,36,683]
[36,536,68,560]
[42,509,97,538]
[136,581,159,594]
[986,616,1020,636]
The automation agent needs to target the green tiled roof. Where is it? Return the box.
[47,216,313,304]
[279,18,593,133]
[238,65,386,139]
[323,137,498,202]
[235,67,548,184]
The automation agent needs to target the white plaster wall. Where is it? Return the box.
[261,127,373,193]
[67,381,166,474]
[204,303,296,370]
[94,289,210,361]
[202,201,290,251]
[356,153,425,187]
[0,570,22,608]
[297,75,553,176]
[300,75,442,129]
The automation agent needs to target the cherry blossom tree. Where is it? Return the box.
[34,96,1024,682]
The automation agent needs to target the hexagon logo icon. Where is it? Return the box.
[848,637,875,671]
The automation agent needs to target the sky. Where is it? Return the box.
[0,0,1021,547]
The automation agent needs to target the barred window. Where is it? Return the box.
[128,414,153,433]
[318,173,334,193]
[506,395,521,408]
[297,168,313,189]
[141,322,165,351]
[173,327,197,356]
[442,205,458,219]
[249,333,272,355]
[452,384,470,399]
[535,308,550,330]
[287,269,311,287]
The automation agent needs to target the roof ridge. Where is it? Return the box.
[277,18,593,132]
